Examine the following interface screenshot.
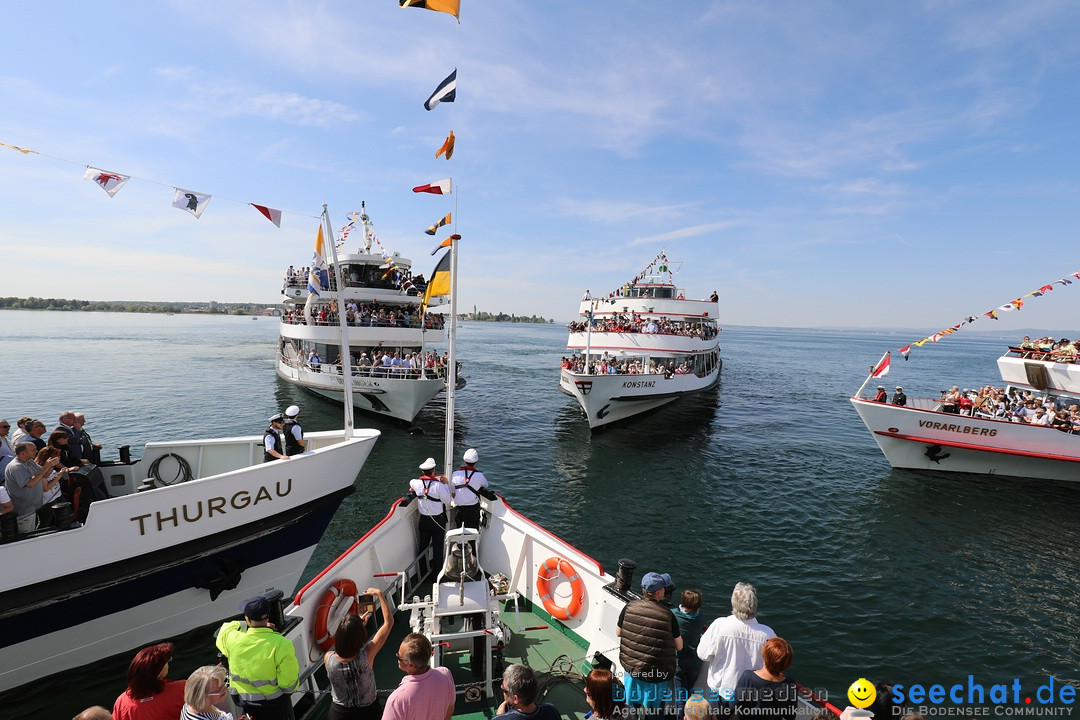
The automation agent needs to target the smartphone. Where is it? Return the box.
[358,593,376,614]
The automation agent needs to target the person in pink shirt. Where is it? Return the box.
[382,633,455,720]
[112,642,186,720]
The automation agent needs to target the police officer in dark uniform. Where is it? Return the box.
[263,414,289,462]
[283,405,306,456]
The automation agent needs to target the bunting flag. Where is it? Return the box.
[304,224,330,323]
[870,351,891,378]
[424,69,457,111]
[436,130,456,160]
[421,249,452,313]
[412,178,452,195]
[0,142,36,154]
[250,204,282,227]
[425,213,452,235]
[430,233,458,255]
[172,188,211,219]
[884,267,1080,365]
[400,0,460,20]
[84,167,130,198]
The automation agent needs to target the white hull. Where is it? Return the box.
[851,397,1080,482]
[560,366,720,429]
[277,360,444,423]
[0,428,380,693]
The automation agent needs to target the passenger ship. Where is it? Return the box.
[558,261,722,429]
[852,344,1080,482]
[277,207,459,423]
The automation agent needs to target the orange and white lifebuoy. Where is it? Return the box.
[313,579,359,651]
[536,557,585,621]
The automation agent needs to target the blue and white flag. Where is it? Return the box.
[304,224,330,323]
[424,69,457,111]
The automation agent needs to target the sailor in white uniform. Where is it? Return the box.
[450,448,488,530]
[408,457,452,573]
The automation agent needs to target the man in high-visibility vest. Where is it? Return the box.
[216,596,300,720]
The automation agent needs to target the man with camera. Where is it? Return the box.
[4,441,63,533]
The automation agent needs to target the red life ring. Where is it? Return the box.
[536,557,585,621]
[313,579,359,651]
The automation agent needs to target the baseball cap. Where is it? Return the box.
[242,596,271,620]
[642,571,672,593]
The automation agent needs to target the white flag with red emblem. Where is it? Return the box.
[84,167,130,198]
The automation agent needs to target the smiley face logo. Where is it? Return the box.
[848,678,876,708]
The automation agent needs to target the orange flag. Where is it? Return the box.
[436,130,456,160]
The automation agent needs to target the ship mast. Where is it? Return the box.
[442,235,458,477]
[323,204,355,434]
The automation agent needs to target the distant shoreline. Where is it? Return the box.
[0,298,555,323]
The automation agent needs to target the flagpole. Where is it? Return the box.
[443,233,458,479]
[324,204,355,435]
[855,351,890,399]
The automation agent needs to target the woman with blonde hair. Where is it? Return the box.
[181,665,236,720]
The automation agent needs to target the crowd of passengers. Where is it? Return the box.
[1,412,108,537]
[566,312,718,340]
[561,353,697,377]
[935,384,1080,430]
[291,346,452,380]
[1013,335,1080,361]
[284,265,428,293]
[282,300,445,330]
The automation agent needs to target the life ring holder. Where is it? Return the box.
[536,557,585,621]
[313,579,360,653]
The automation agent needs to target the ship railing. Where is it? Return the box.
[1005,346,1080,364]
[279,315,443,330]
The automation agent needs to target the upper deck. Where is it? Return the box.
[283,252,426,307]
[578,274,719,321]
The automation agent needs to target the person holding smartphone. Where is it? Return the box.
[324,587,395,720]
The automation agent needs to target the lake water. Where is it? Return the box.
[3,310,1078,717]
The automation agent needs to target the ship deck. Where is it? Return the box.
[302,601,595,720]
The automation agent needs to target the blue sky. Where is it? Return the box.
[3,1,1080,330]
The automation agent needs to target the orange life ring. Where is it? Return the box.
[313,579,359,651]
[536,557,585,621]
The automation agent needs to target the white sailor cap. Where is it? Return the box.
[419,457,437,471]
[285,405,300,417]
[463,448,479,464]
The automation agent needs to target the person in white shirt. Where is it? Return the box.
[697,582,776,702]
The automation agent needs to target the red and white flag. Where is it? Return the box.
[84,167,130,198]
[251,203,282,227]
[899,345,911,361]
[412,178,452,195]
[870,351,891,378]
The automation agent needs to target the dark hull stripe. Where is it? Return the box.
[0,486,352,648]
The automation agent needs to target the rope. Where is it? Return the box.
[148,452,193,486]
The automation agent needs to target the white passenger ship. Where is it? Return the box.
[277,206,459,423]
[0,426,380,693]
[558,263,721,429]
[852,344,1080,482]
